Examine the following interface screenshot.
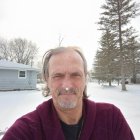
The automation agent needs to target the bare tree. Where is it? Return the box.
[8,38,38,65]
[0,38,9,60]
[58,35,64,47]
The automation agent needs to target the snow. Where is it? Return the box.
[0,83,140,139]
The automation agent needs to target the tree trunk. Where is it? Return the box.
[120,53,126,90]
[117,0,126,91]
[109,79,112,86]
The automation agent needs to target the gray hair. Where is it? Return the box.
[42,46,88,98]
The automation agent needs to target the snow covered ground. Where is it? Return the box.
[0,82,140,139]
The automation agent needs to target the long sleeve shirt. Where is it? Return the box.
[2,99,135,140]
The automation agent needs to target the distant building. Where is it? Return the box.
[0,60,39,90]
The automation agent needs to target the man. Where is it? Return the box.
[2,46,135,140]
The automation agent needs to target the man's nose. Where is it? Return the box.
[61,75,73,88]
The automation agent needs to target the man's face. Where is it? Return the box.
[47,50,86,110]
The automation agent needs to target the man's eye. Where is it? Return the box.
[71,73,82,78]
[52,75,63,79]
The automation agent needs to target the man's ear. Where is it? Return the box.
[46,77,50,88]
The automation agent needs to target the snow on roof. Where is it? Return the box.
[0,60,38,71]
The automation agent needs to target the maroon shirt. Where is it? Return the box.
[2,99,135,140]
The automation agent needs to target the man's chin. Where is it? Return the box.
[58,100,77,109]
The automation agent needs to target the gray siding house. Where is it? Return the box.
[0,60,39,90]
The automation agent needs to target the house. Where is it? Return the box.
[0,60,39,90]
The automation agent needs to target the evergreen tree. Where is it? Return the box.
[94,28,120,86]
[98,0,140,90]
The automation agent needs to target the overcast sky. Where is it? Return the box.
[0,0,140,70]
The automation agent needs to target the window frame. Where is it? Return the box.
[18,70,27,79]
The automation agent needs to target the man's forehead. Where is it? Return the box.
[51,70,83,75]
[49,50,83,62]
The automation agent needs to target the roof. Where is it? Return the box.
[0,60,39,71]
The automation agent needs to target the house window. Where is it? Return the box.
[18,71,26,78]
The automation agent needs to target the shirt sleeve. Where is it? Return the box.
[2,119,32,140]
[112,105,135,140]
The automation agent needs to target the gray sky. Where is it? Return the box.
[0,0,140,69]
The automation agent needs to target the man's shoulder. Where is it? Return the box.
[21,99,53,121]
[84,98,120,114]
[36,98,53,111]
[83,100,135,140]
[2,99,53,139]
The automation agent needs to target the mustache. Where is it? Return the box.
[56,88,80,95]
